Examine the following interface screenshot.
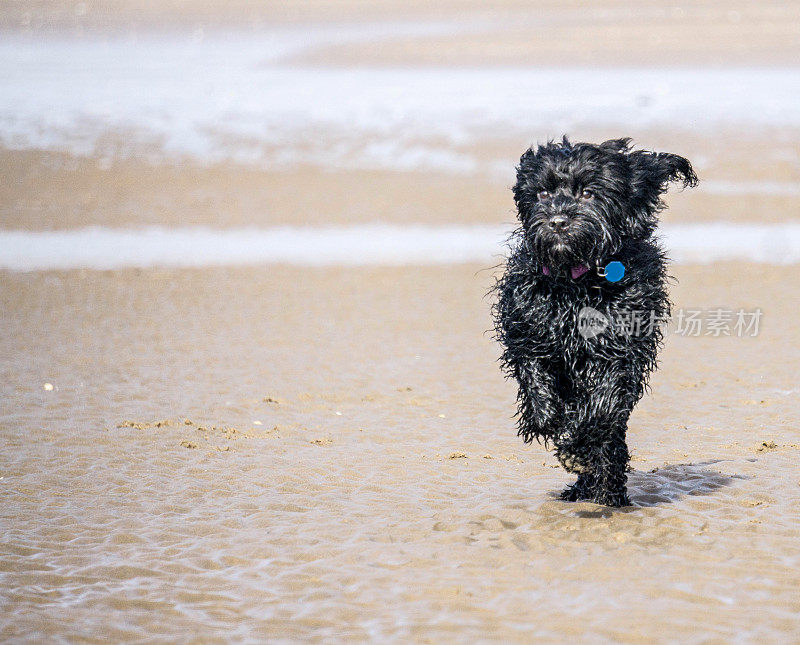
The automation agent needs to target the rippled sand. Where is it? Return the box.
[2,264,799,641]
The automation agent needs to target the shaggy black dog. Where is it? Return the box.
[493,137,697,506]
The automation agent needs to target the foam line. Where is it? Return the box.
[1,224,799,271]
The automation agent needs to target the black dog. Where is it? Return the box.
[493,137,697,506]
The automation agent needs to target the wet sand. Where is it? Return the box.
[2,263,799,641]
[3,129,800,231]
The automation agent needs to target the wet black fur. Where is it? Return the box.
[492,137,697,506]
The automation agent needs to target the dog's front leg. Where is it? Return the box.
[556,359,639,506]
[512,357,562,443]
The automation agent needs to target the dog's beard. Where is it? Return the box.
[526,209,617,268]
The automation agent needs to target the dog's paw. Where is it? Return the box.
[555,440,592,474]
[591,489,631,508]
[560,483,591,502]
[560,472,596,502]
[518,412,562,444]
[556,452,591,474]
[527,405,562,437]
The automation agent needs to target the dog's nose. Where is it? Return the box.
[549,215,570,232]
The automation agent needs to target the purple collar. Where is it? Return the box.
[542,264,590,280]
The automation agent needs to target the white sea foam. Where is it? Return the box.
[2,224,799,271]
[2,32,800,174]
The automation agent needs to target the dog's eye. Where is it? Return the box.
[537,190,551,200]
[580,189,593,200]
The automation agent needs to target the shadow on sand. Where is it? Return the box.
[627,460,750,507]
[551,460,750,514]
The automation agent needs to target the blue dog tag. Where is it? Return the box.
[604,261,626,282]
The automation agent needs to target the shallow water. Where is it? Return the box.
[2,265,799,641]
[2,32,800,173]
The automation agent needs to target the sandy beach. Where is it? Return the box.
[2,1,800,641]
[2,263,799,641]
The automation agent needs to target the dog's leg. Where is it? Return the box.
[555,360,639,506]
[513,358,562,442]
[557,421,631,506]
[591,427,631,507]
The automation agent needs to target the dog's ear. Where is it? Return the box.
[512,147,539,211]
[599,137,632,154]
[627,150,698,237]
[629,150,698,201]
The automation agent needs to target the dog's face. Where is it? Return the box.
[512,137,697,268]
